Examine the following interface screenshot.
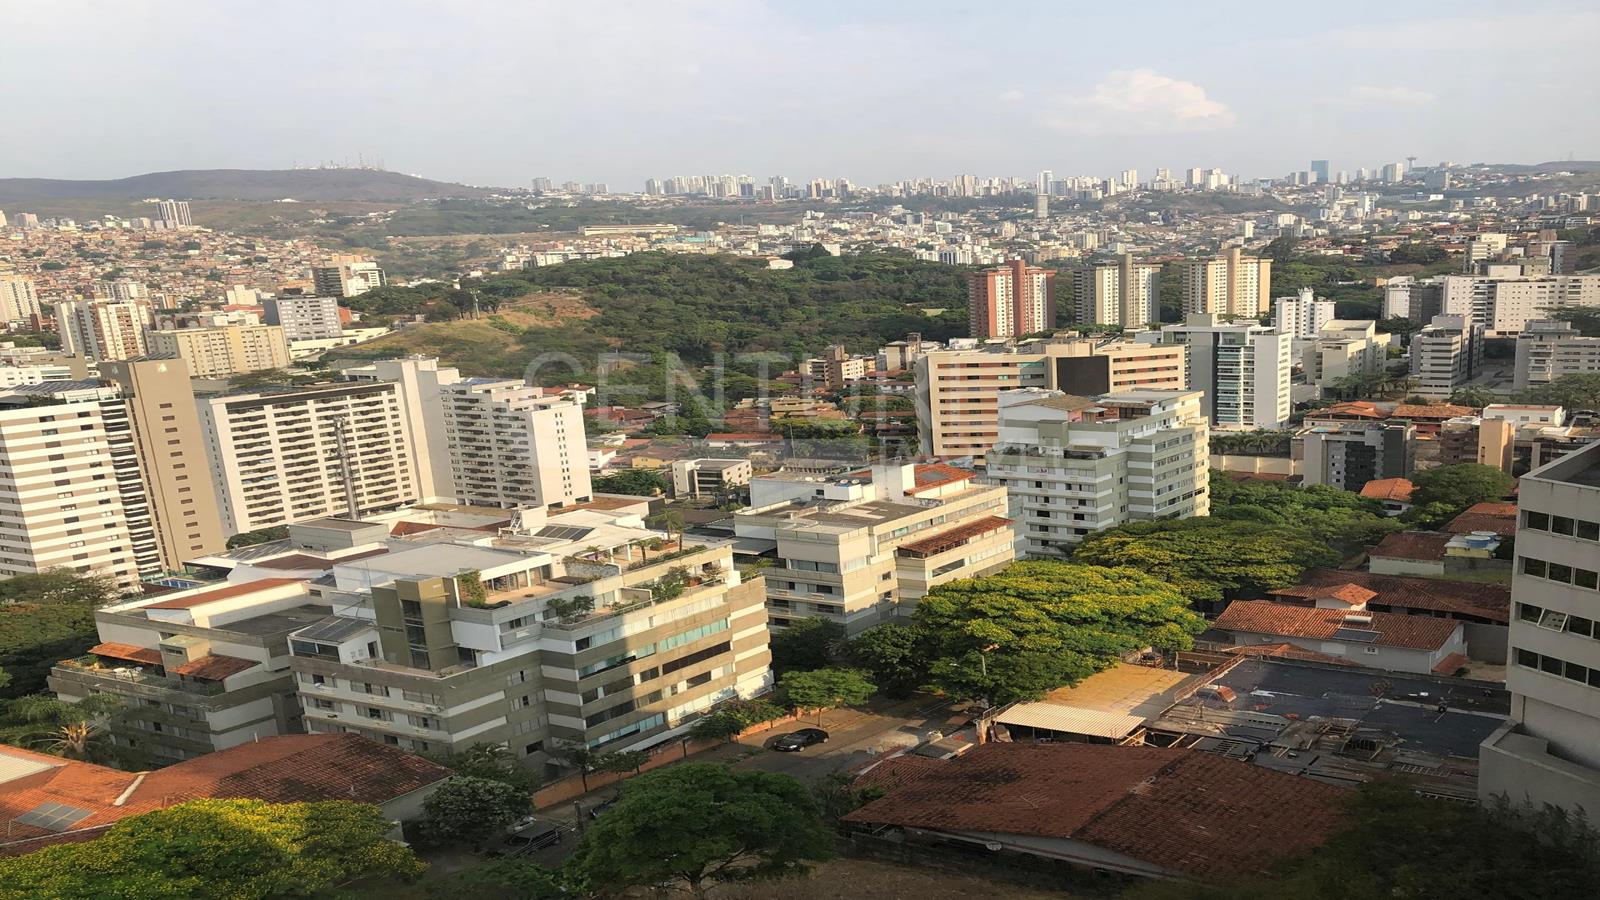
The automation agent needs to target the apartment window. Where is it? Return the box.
[1553,516,1575,536]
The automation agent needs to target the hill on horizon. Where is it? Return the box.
[0,168,499,204]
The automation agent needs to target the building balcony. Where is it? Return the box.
[52,657,228,699]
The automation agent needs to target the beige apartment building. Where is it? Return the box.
[915,336,1185,459]
[0,386,141,588]
[1179,248,1273,317]
[969,259,1057,339]
[283,511,771,760]
[1072,253,1160,327]
[0,274,41,323]
[311,257,387,298]
[1515,319,1600,392]
[55,299,154,362]
[197,381,419,535]
[985,389,1210,557]
[734,462,1015,634]
[146,324,291,379]
[50,578,326,762]
[98,357,226,569]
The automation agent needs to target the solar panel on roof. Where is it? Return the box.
[16,802,94,832]
[1332,627,1381,643]
[534,525,595,541]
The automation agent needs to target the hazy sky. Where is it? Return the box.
[3,0,1597,189]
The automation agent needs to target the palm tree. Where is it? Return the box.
[2,694,121,762]
[657,510,686,553]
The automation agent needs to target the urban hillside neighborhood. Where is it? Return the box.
[4,97,1600,900]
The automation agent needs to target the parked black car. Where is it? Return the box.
[489,817,563,857]
[770,727,829,752]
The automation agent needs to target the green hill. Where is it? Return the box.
[0,168,496,204]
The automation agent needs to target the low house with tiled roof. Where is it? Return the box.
[1270,567,1510,664]
[1389,403,1479,436]
[1445,501,1519,538]
[1368,530,1454,576]
[1211,599,1467,675]
[842,743,1349,881]
[1359,477,1414,516]
[0,734,450,857]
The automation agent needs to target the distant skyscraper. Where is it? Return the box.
[156,199,192,229]
[969,259,1056,339]
[1034,194,1049,220]
[0,274,40,323]
[1037,169,1053,195]
[531,177,553,192]
[1311,159,1331,183]
[1178,248,1274,317]
[311,256,387,298]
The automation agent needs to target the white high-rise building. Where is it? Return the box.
[1274,287,1336,338]
[985,388,1210,557]
[157,199,192,228]
[55,299,155,361]
[1151,313,1293,429]
[0,385,142,588]
[1515,319,1600,392]
[262,295,344,340]
[197,382,420,535]
[439,378,593,510]
[1441,273,1600,337]
[1479,441,1600,819]
[94,280,149,301]
[311,258,387,298]
[0,274,40,323]
[1410,314,1484,399]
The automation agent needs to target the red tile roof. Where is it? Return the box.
[904,463,976,495]
[1313,401,1387,419]
[87,642,163,666]
[170,654,258,681]
[142,578,305,610]
[1214,600,1460,651]
[1359,477,1414,502]
[0,735,451,855]
[1369,530,1452,562]
[843,743,1348,879]
[1431,652,1470,675]
[896,516,1012,556]
[1287,568,1509,624]
[1391,403,1477,420]
[1267,583,1378,606]
[389,521,441,537]
[1444,502,1519,537]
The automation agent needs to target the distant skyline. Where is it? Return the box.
[2,0,1597,190]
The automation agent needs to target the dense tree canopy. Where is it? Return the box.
[567,763,834,894]
[1518,373,1600,411]
[0,571,119,606]
[0,602,98,698]
[1126,780,1600,900]
[779,668,875,725]
[1207,473,1399,551]
[913,561,1205,705]
[845,622,933,698]
[1072,519,1338,605]
[768,616,845,675]
[0,799,424,900]
[591,468,669,497]
[1408,463,1515,512]
[422,776,532,848]
[429,742,539,793]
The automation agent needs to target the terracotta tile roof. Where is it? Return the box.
[142,577,306,610]
[389,521,441,536]
[0,735,451,855]
[170,654,258,681]
[1431,652,1470,675]
[844,743,1348,879]
[1213,600,1460,651]
[1391,403,1477,419]
[1314,400,1387,419]
[1359,477,1414,502]
[87,642,163,666]
[1370,530,1452,562]
[896,516,1012,556]
[852,755,946,793]
[1289,567,1509,624]
[1444,502,1519,537]
[1268,583,1378,606]
[904,463,976,495]
[1222,643,1360,666]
